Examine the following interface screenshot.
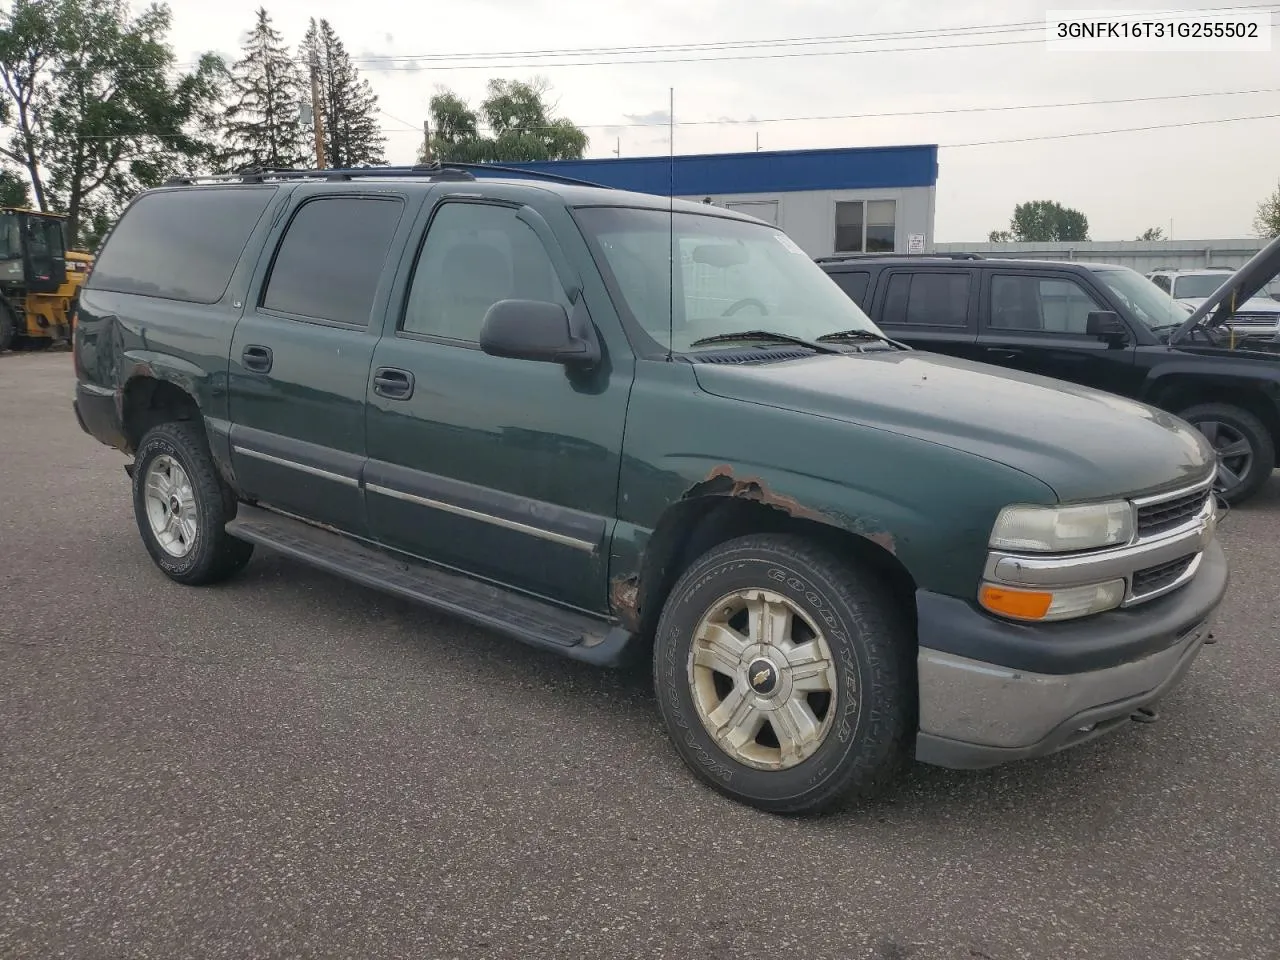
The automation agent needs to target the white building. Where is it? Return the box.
[504,144,940,259]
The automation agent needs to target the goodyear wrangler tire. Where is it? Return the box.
[132,420,254,585]
[653,533,914,815]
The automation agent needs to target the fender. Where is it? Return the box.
[1140,355,1280,411]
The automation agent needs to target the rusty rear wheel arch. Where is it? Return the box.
[628,496,919,653]
[122,376,204,454]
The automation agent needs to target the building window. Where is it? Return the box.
[834,199,897,253]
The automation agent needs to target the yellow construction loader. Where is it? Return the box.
[0,207,92,352]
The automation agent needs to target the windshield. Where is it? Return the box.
[0,212,20,260]
[1171,274,1232,300]
[574,207,883,352]
[1091,266,1190,331]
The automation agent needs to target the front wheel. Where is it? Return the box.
[1178,402,1275,505]
[132,420,254,585]
[653,534,914,815]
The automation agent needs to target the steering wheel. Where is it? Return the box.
[722,297,768,317]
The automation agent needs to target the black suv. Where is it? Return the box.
[817,246,1280,504]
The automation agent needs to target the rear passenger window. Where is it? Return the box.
[402,201,569,341]
[829,270,870,306]
[261,196,403,326]
[86,187,275,303]
[880,272,970,326]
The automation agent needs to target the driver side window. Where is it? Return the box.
[402,201,570,342]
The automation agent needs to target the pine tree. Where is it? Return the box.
[301,18,385,169]
[222,7,307,170]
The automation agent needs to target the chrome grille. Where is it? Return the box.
[1136,488,1211,539]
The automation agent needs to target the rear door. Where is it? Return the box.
[868,267,981,360]
[975,269,1139,394]
[226,186,420,535]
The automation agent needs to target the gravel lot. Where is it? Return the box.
[2,349,1278,960]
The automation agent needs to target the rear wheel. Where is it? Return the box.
[132,420,254,585]
[653,533,914,815]
[1178,402,1275,504]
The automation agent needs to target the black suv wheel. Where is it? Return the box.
[1178,403,1275,504]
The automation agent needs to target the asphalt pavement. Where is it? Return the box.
[2,349,1278,960]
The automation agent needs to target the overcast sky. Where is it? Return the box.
[170,0,1279,241]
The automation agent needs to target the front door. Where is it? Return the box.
[976,270,1139,395]
[363,191,632,613]
[227,187,416,534]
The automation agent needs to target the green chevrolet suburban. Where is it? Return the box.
[72,164,1228,814]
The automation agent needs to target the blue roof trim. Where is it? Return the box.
[484,144,938,196]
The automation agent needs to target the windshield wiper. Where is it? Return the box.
[688,329,845,354]
[816,328,909,350]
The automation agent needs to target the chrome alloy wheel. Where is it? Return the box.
[143,454,198,558]
[687,588,841,771]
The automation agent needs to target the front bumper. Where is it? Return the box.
[914,538,1228,770]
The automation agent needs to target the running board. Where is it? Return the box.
[225,504,636,667]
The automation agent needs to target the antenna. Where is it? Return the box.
[667,87,674,363]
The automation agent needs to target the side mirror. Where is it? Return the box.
[1086,310,1128,341]
[479,298,600,367]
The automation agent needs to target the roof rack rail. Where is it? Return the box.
[160,160,613,190]
[814,252,985,263]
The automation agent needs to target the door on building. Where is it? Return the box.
[725,200,779,226]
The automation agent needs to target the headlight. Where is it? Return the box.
[989,501,1134,553]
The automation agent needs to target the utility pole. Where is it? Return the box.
[613,136,620,158]
[422,119,432,162]
[309,55,326,169]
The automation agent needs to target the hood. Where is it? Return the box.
[1172,234,1280,343]
[1178,294,1280,314]
[692,350,1213,502]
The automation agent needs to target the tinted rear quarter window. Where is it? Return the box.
[829,270,871,307]
[261,196,404,326]
[880,271,970,326]
[87,187,276,303]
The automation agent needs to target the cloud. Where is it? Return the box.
[623,109,671,126]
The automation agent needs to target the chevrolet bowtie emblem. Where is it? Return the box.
[752,669,771,688]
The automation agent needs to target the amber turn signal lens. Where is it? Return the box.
[979,584,1054,621]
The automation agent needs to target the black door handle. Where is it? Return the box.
[242,344,273,373]
[984,347,1022,360]
[373,367,414,400]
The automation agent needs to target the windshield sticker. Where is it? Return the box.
[775,233,805,255]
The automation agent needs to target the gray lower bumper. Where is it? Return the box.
[915,618,1211,769]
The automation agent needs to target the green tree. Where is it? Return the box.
[989,200,1090,243]
[419,78,587,163]
[222,7,307,170]
[0,0,226,244]
[0,167,29,206]
[1136,226,1165,241]
[301,18,384,168]
[1255,180,1280,238]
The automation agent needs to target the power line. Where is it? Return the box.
[70,84,1280,140]
[461,85,1280,132]
[943,111,1280,148]
[174,3,1277,70]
